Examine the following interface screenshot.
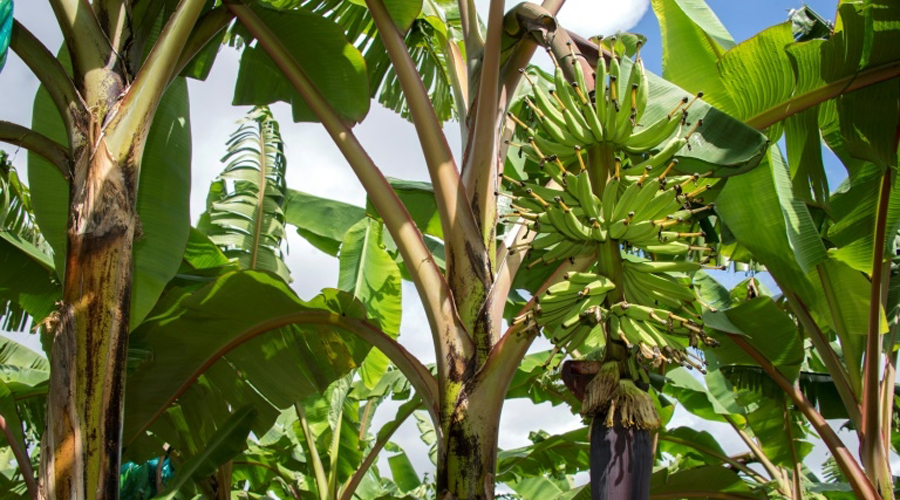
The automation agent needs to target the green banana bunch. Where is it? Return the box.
[500,41,726,417]
[500,170,607,263]
[608,301,713,371]
[511,39,705,159]
[534,271,615,331]
[599,164,716,253]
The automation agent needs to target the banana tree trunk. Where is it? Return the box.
[40,133,137,500]
[437,388,501,500]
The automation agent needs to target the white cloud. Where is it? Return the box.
[555,0,650,38]
[471,0,650,43]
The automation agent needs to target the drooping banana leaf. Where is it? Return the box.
[0,156,58,331]
[122,271,373,461]
[0,335,49,448]
[202,106,291,283]
[151,406,256,500]
[284,178,441,257]
[496,427,590,482]
[651,0,736,115]
[260,0,461,123]
[649,465,767,499]
[703,296,805,384]
[232,4,370,124]
[655,1,900,200]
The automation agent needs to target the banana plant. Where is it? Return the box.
[0,0,388,496]
[650,1,900,498]
[220,0,771,498]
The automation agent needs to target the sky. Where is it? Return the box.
[0,0,870,492]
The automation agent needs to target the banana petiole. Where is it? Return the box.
[630,83,638,113]
[575,147,587,172]
[548,89,568,111]
[678,173,700,190]
[658,159,678,180]
[507,112,535,134]
[684,119,703,139]
[637,165,652,186]
[519,68,535,85]
[526,188,551,208]
[528,136,547,159]
[573,83,590,106]
[667,97,689,120]
[689,204,714,215]
[685,184,712,199]
[683,91,704,112]
[502,173,525,188]
[653,217,684,228]
[524,97,545,119]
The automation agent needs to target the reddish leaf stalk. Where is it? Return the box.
[726,333,880,499]
[861,171,893,497]
[0,414,37,500]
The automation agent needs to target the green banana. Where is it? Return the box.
[562,208,594,241]
[641,190,682,222]
[601,177,620,222]
[642,241,692,255]
[574,172,601,220]
[532,133,578,159]
[622,220,658,243]
[624,112,682,153]
[531,85,568,130]
[626,177,661,221]
[611,180,642,223]
[530,232,568,250]
[628,270,696,303]
[629,135,687,172]
[623,259,701,274]
[609,219,629,240]
[633,47,649,122]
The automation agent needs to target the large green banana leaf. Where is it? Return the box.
[496,427,590,482]
[232,5,370,124]
[261,0,461,123]
[703,296,805,383]
[651,0,736,115]
[338,217,403,388]
[0,232,58,331]
[649,465,767,499]
[122,271,373,459]
[284,178,440,257]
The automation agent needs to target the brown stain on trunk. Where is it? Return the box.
[40,134,138,500]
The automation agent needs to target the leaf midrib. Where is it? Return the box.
[746,59,900,130]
